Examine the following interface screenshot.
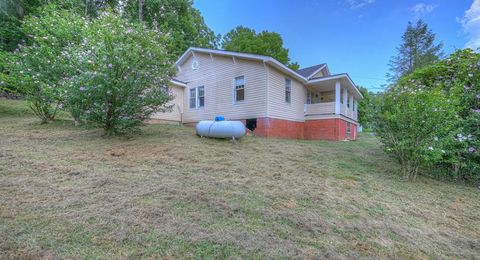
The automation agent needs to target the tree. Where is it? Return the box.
[63,12,175,135]
[387,19,443,82]
[357,86,378,130]
[124,0,219,58]
[0,0,119,52]
[221,26,300,70]
[376,49,480,182]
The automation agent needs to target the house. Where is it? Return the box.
[151,47,363,141]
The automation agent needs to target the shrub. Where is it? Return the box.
[376,49,480,182]
[62,12,174,135]
[5,6,87,123]
[376,83,457,180]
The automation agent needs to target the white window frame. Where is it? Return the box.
[198,86,204,108]
[189,88,196,109]
[285,78,291,103]
[189,86,205,109]
[234,76,245,103]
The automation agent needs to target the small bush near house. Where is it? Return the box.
[62,12,175,135]
[376,49,480,183]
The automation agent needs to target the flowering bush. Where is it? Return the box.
[376,83,456,180]
[376,49,480,182]
[7,5,174,134]
[6,6,87,122]
[62,12,174,135]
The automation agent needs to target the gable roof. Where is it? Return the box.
[175,47,306,82]
[296,64,326,78]
[176,47,362,99]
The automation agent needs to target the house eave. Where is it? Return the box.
[308,73,363,99]
[170,79,187,87]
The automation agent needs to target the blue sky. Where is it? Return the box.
[193,0,479,91]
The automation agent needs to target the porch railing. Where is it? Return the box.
[305,102,358,121]
[304,102,335,115]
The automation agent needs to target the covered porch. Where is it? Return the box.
[303,74,361,121]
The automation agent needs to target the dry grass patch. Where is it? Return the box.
[1,99,480,259]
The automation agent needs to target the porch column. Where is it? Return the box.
[349,94,354,118]
[354,99,358,120]
[335,81,341,114]
[342,87,348,116]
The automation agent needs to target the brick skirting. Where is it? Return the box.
[255,117,305,139]
[184,117,357,141]
[256,117,357,141]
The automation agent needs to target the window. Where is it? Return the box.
[198,86,204,107]
[189,88,196,109]
[189,86,205,109]
[285,78,291,103]
[234,76,245,102]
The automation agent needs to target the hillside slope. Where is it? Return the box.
[1,99,479,258]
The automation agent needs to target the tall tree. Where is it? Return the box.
[387,19,443,82]
[221,26,299,70]
[124,0,219,58]
[0,0,119,51]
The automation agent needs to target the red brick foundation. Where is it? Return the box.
[253,117,356,141]
[351,124,357,140]
[254,117,304,139]
[185,117,357,141]
[304,118,347,141]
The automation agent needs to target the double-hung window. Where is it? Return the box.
[189,86,205,109]
[234,76,245,102]
[285,78,291,103]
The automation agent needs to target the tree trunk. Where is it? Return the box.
[85,0,89,17]
[138,0,143,21]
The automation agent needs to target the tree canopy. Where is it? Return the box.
[388,19,443,82]
[124,0,220,57]
[221,26,300,70]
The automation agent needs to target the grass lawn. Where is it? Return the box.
[1,98,479,259]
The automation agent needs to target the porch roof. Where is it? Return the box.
[307,74,363,99]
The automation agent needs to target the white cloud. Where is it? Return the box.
[461,0,480,50]
[410,3,438,17]
[346,0,376,9]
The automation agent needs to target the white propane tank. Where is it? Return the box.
[196,119,246,139]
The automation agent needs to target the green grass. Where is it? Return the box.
[1,98,479,259]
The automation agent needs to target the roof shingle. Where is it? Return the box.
[296,64,326,78]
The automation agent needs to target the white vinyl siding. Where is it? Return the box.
[266,67,306,121]
[151,84,184,122]
[175,53,267,123]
